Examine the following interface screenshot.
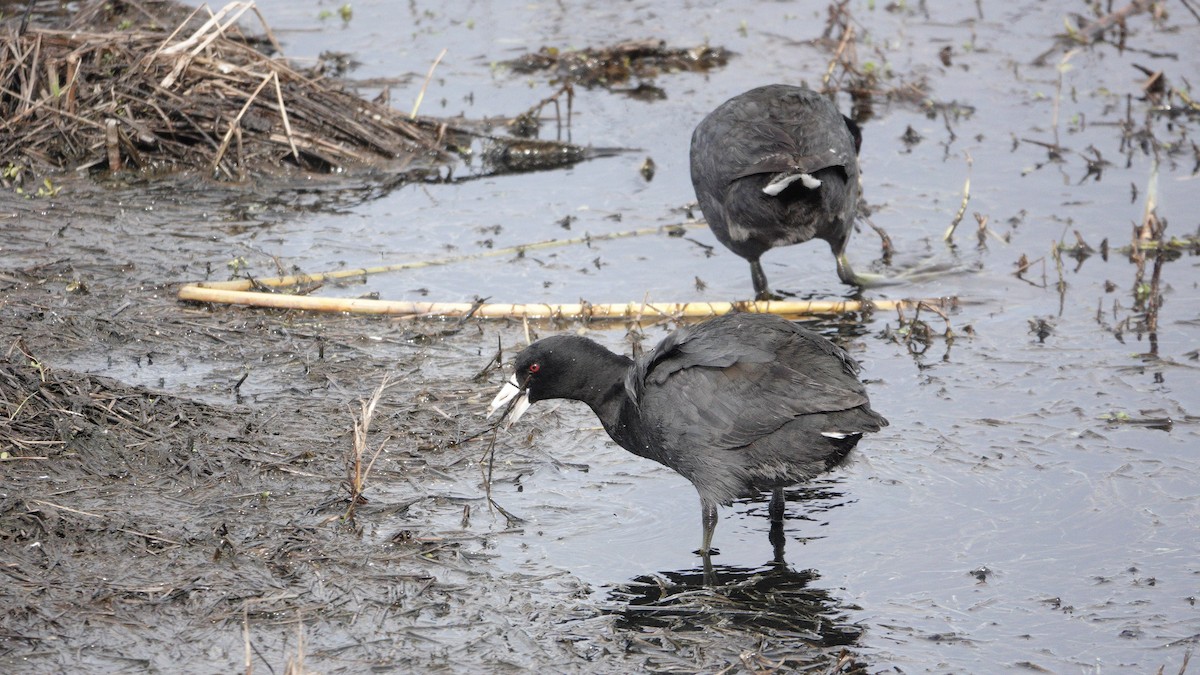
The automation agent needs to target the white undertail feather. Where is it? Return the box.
[762,172,821,196]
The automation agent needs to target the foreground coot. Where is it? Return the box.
[488,312,888,555]
[690,84,866,299]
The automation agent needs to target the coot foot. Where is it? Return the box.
[837,253,898,288]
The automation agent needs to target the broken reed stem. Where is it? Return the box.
[1,83,106,130]
[105,119,121,171]
[1075,0,1159,44]
[1146,232,1165,334]
[148,2,207,61]
[290,611,306,675]
[272,72,299,161]
[27,499,182,545]
[1051,50,1078,150]
[210,70,275,174]
[27,498,103,519]
[481,428,499,515]
[1051,239,1067,296]
[157,2,257,88]
[177,287,952,320]
[248,4,286,58]
[344,373,391,522]
[1138,156,1159,242]
[943,153,973,243]
[411,47,448,119]
[194,223,703,291]
[822,23,855,89]
[160,1,253,58]
[242,606,252,675]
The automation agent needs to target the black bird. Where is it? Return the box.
[488,312,888,556]
[690,84,867,299]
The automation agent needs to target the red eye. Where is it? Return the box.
[528,363,540,374]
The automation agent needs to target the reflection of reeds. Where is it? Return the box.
[1054,233,1199,258]
[500,39,729,89]
[1053,158,1178,358]
[1130,159,1166,349]
[883,300,960,358]
[1033,151,1186,352]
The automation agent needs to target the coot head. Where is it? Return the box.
[488,334,629,427]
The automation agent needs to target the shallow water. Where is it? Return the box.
[36,0,1199,671]
[244,0,1200,671]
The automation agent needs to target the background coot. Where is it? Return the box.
[690,84,867,299]
[488,312,888,556]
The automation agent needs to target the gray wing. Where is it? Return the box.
[729,150,847,182]
[708,86,855,176]
[627,316,869,451]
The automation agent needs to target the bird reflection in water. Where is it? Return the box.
[604,482,866,672]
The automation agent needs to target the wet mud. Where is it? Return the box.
[2,178,859,672]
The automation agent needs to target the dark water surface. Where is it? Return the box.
[67,0,1196,671]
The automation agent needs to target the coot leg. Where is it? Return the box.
[699,498,719,555]
[749,259,771,301]
[768,488,786,523]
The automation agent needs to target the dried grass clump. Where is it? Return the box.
[503,39,731,89]
[0,1,462,179]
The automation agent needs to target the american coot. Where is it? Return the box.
[488,312,887,556]
[690,84,867,299]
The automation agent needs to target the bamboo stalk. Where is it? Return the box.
[176,284,951,319]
